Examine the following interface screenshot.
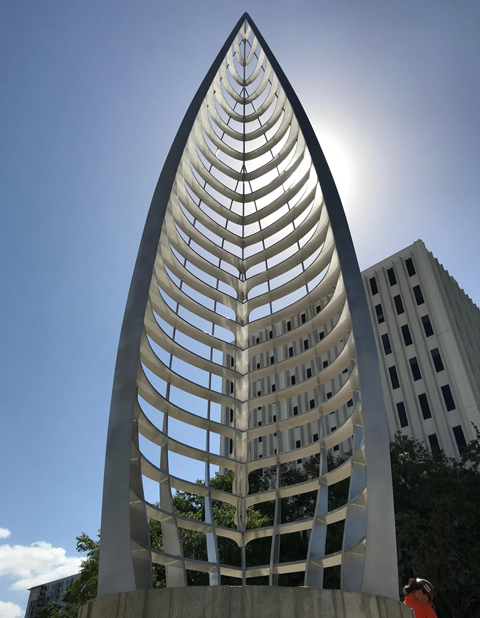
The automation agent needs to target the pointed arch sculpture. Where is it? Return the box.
[98,13,398,600]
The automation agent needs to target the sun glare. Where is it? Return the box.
[316,129,356,207]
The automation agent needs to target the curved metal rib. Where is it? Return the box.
[98,12,398,600]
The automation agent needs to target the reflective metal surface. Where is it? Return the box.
[98,13,398,600]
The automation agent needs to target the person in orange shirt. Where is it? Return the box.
[403,578,437,618]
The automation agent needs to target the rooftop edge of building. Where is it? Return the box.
[361,239,426,275]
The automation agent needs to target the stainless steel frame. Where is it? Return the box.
[98,13,398,600]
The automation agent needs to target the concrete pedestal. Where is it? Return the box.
[78,587,413,618]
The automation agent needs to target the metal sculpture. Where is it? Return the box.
[98,13,398,600]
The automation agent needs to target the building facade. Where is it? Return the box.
[233,240,480,463]
[363,239,480,458]
[220,289,356,462]
[25,573,80,618]
[98,12,398,599]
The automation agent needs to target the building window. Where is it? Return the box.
[319,331,325,340]
[389,366,400,389]
[418,393,431,419]
[396,402,408,428]
[259,436,263,443]
[296,440,301,448]
[301,313,306,324]
[394,294,404,315]
[269,330,273,339]
[271,384,276,393]
[230,408,233,422]
[347,399,353,407]
[409,356,422,381]
[413,285,424,305]
[229,439,233,454]
[382,333,392,355]
[323,360,329,368]
[428,433,440,450]
[306,368,312,379]
[310,399,315,409]
[303,339,309,350]
[230,382,234,393]
[313,433,319,442]
[431,348,444,372]
[316,305,321,314]
[257,362,260,369]
[271,356,275,364]
[327,392,332,399]
[287,321,292,331]
[401,324,413,346]
[291,375,296,385]
[387,267,397,286]
[334,445,340,452]
[258,421,262,426]
[405,257,416,277]
[256,337,260,344]
[257,391,261,397]
[343,367,348,374]
[293,406,298,416]
[441,384,455,411]
[273,415,276,422]
[375,303,385,324]
[452,425,467,452]
[289,347,294,357]
[422,315,434,337]
[370,277,378,295]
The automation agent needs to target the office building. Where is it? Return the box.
[25,573,79,618]
[363,239,480,458]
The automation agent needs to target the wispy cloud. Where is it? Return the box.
[0,601,23,618]
[0,540,83,590]
[0,528,11,539]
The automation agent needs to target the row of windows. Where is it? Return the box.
[245,397,353,439]
[253,355,336,395]
[252,428,339,456]
[428,427,466,452]
[390,366,456,413]
[252,304,329,346]
[380,316,434,357]
[369,257,416,297]
[251,329,327,370]
[381,335,444,375]
[396,413,466,453]
[374,287,426,326]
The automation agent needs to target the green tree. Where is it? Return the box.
[34,602,63,618]
[63,533,99,610]
[391,432,480,618]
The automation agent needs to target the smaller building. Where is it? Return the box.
[25,573,80,618]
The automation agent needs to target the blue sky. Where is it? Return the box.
[1,1,480,614]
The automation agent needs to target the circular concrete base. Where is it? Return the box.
[78,587,412,618]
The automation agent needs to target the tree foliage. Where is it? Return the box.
[391,432,480,618]
[37,434,480,618]
[34,602,64,618]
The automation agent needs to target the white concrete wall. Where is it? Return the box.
[79,587,413,618]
